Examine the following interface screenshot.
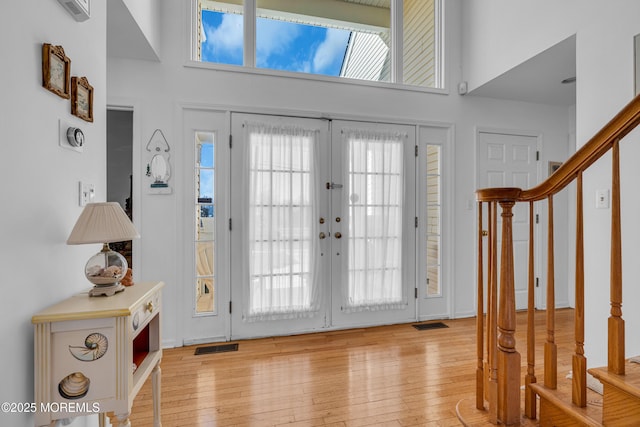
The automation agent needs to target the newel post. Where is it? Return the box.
[497,200,521,425]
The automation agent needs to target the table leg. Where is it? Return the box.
[114,413,131,427]
[152,360,162,427]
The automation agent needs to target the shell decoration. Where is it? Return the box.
[58,372,90,400]
[68,332,108,361]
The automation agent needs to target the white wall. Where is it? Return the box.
[107,0,572,347]
[463,0,640,367]
[121,0,161,57]
[576,4,640,367]
[0,1,106,426]
[461,0,585,93]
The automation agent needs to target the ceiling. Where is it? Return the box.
[467,35,576,107]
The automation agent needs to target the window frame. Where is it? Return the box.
[188,0,446,93]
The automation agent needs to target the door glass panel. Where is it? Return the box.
[195,133,215,313]
[345,130,404,310]
[426,144,441,296]
[245,122,319,319]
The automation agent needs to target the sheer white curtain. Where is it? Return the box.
[242,121,321,321]
[343,128,406,312]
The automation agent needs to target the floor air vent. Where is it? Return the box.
[194,343,239,355]
[412,322,448,331]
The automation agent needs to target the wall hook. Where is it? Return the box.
[145,129,170,153]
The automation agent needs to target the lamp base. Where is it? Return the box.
[89,283,125,297]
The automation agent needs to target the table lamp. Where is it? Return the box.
[67,202,140,296]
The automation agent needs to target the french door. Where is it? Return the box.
[329,120,416,329]
[230,114,417,339]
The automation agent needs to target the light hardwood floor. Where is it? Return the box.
[129,309,576,426]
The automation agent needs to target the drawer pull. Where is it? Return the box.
[146,302,154,313]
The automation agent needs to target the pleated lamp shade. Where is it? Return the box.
[67,202,139,245]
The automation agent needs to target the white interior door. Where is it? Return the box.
[477,130,539,310]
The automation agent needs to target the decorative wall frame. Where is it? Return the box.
[71,76,94,122]
[42,44,71,99]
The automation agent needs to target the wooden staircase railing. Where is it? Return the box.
[456,94,640,426]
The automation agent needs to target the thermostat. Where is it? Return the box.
[66,127,84,147]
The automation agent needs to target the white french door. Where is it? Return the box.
[330,121,417,328]
[230,114,330,338]
[230,114,416,339]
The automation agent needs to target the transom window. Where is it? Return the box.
[193,0,442,89]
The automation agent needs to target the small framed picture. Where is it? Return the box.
[71,76,94,122]
[549,161,562,176]
[42,44,71,99]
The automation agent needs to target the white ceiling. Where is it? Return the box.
[467,35,576,107]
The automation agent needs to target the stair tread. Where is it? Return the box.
[529,379,603,427]
[588,359,640,399]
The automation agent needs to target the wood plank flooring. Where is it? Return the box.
[129,309,576,426]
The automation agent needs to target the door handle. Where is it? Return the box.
[319,232,326,240]
[326,182,343,190]
[482,230,488,237]
[334,232,342,239]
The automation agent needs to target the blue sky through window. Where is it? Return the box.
[201,10,351,76]
[199,142,214,203]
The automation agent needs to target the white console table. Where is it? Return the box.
[32,281,164,427]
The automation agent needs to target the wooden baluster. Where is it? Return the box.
[488,201,498,423]
[476,201,484,410]
[573,172,587,407]
[609,139,625,375]
[497,200,520,426]
[545,195,557,389]
[525,201,537,419]
[484,201,491,402]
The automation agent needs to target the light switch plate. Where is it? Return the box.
[79,182,95,206]
[596,189,610,209]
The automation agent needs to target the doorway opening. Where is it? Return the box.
[107,108,134,268]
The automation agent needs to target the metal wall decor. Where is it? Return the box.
[145,129,172,194]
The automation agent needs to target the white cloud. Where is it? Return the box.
[313,28,350,73]
[204,13,243,57]
[256,18,300,67]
